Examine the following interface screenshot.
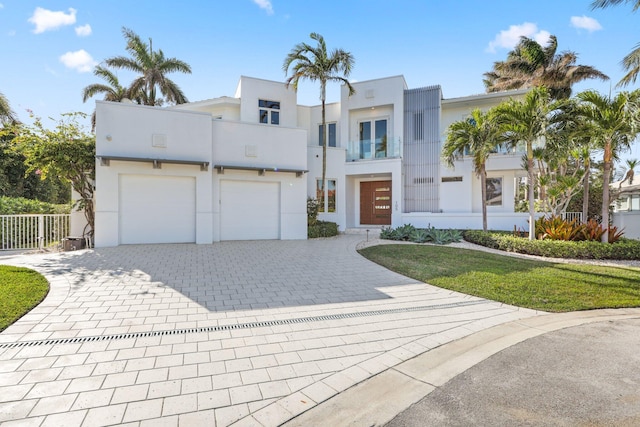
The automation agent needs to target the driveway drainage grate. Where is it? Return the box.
[0,300,488,349]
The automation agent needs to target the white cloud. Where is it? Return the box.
[28,7,76,34]
[570,15,603,32]
[0,4,4,9]
[486,22,552,53]
[75,24,92,37]
[59,49,96,73]
[253,0,274,15]
[7,30,15,36]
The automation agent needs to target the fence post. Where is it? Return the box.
[38,215,44,250]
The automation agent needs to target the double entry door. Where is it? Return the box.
[360,181,392,225]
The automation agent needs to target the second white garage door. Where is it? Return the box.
[220,180,280,240]
[119,175,196,244]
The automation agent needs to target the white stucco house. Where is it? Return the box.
[94,75,529,247]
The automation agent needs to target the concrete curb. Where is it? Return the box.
[282,307,640,427]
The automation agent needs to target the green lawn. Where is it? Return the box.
[0,265,49,332]
[359,244,640,312]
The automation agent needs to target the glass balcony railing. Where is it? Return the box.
[346,137,402,161]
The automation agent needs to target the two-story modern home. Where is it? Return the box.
[93,75,528,247]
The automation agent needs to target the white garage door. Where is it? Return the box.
[220,180,280,240]
[119,175,196,244]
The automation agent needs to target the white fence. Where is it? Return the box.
[562,212,583,222]
[0,214,70,251]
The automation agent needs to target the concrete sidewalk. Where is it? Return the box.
[285,308,640,427]
[0,235,540,426]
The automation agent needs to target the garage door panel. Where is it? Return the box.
[120,175,196,244]
[220,180,280,240]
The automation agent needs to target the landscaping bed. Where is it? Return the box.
[463,230,640,260]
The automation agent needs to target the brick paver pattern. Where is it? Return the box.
[0,235,540,426]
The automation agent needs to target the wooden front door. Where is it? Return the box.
[360,181,392,225]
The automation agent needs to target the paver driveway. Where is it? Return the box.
[0,235,540,426]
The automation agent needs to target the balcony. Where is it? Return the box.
[346,137,402,162]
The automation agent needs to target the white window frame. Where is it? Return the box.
[316,178,337,213]
[318,122,337,147]
[258,99,280,125]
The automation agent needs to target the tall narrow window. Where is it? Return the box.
[486,177,503,206]
[258,99,280,125]
[316,179,324,212]
[318,123,337,147]
[327,179,336,212]
[316,179,337,212]
[413,112,423,140]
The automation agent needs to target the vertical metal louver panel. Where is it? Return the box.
[403,86,441,212]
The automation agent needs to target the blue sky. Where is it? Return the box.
[0,0,639,160]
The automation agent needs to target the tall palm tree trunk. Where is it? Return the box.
[527,144,536,240]
[582,160,590,223]
[480,164,488,232]
[320,81,327,207]
[601,142,612,243]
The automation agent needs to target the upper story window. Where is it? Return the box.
[259,99,280,125]
[318,123,337,147]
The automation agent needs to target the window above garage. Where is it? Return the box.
[259,99,280,125]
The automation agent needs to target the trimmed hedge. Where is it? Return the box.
[463,230,640,260]
[308,221,339,238]
[0,196,71,215]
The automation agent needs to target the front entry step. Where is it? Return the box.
[344,228,382,237]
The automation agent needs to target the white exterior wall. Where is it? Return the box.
[172,98,241,121]
[211,120,307,241]
[309,103,342,147]
[94,101,213,247]
[307,146,347,229]
[340,76,406,149]
[306,102,346,228]
[94,92,307,247]
[440,160,474,213]
[345,159,403,228]
[235,76,298,127]
[439,91,526,218]
[297,106,311,144]
[612,211,640,239]
[69,188,89,237]
[401,212,538,231]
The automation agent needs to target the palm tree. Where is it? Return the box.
[443,108,502,231]
[484,35,609,99]
[0,92,17,125]
[592,0,639,9]
[622,158,639,185]
[283,33,354,208]
[575,89,640,241]
[82,66,130,131]
[578,146,594,222]
[494,87,563,239]
[105,27,191,107]
[592,0,640,87]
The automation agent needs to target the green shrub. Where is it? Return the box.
[380,224,462,245]
[307,197,319,226]
[380,226,395,240]
[463,230,640,260]
[0,196,70,215]
[308,221,339,238]
[410,229,430,243]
